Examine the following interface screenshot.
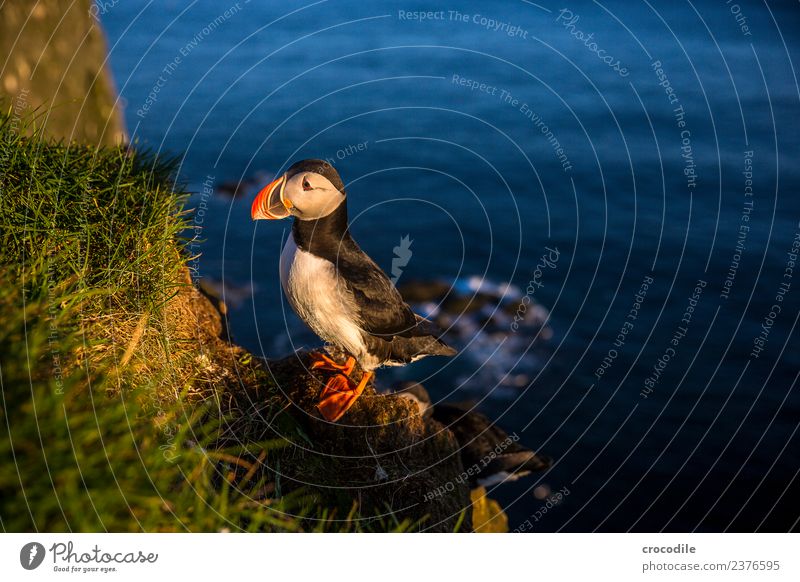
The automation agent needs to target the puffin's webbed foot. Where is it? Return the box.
[317,371,374,422]
[308,352,356,375]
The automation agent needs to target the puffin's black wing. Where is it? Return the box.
[334,239,431,339]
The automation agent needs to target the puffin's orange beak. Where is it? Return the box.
[252,174,292,220]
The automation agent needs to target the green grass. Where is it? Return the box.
[0,110,183,312]
[0,108,450,533]
[0,109,327,532]
[0,271,317,532]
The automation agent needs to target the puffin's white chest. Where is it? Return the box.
[280,233,365,358]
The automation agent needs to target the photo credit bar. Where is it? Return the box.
[0,534,797,581]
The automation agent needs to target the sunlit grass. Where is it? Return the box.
[0,110,318,532]
[0,108,440,533]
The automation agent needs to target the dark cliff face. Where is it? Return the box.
[158,268,475,531]
[1,0,126,146]
[254,352,474,532]
[193,287,474,531]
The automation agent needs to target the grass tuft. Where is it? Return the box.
[0,110,310,532]
[0,108,470,532]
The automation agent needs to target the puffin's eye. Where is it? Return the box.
[302,177,312,191]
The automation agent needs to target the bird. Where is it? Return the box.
[431,400,552,487]
[251,159,456,422]
[392,382,551,487]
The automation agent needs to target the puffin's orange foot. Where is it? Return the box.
[317,371,374,422]
[308,352,356,375]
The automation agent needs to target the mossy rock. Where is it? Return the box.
[230,351,473,531]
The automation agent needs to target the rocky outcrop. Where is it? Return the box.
[168,270,474,531]
[254,353,473,531]
[0,0,126,146]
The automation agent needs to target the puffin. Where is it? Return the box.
[393,382,552,486]
[251,159,456,422]
[431,401,552,487]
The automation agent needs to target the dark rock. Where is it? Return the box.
[441,292,492,315]
[391,381,433,419]
[433,402,551,488]
[396,279,451,303]
[235,352,473,532]
[216,180,248,198]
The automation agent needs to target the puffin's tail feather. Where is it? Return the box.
[384,314,456,363]
[410,334,457,358]
[388,333,456,364]
[422,338,457,357]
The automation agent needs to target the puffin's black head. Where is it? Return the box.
[251,158,346,221]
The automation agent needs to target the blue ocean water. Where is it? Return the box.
[101,0,800,531]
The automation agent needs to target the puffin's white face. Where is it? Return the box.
[284,172,344,220]
[252,170,345,221]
